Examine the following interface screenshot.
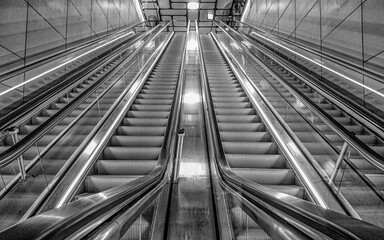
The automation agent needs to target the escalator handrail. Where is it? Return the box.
[237,21,384,84]
[197,25,384,239]
[0,23,168,170]
[0,21,148,84]
[215,21,384,172]
[0,21,188,239]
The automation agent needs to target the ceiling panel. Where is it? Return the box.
[160,9,187,15]
[158,0,170,8]
[217,0,232,9]
[172,3,186,8]
[188,10,199,20]
[199,21,213,26]
[174,20,186,26]
[173,15,187,20]
[162,16,172,21]
[199,9,210,20]
[201,3,215,8]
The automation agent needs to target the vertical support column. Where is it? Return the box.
[173,128,185,183]
[330,142,349,183]
[8,127,27,181]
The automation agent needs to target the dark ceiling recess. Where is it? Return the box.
[139,0,246,32]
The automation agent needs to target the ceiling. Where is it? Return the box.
[138,0,246,32]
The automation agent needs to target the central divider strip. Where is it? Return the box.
[166,25,217,239]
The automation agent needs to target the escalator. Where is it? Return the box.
[0,28,169,230]
[58,33,184,239]
[75,34,183,197]
[213,24,384,227]
[201,34,309,240]
[198,29,384,239]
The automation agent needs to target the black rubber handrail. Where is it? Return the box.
[199,24,384,239]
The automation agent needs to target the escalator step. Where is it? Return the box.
[127,111,169,118]
[84,175,142,193]
[122,118,168,126]
[220,132,269,142]
[214,102,251,108]
[96,160,156,175]
[217,115,259,123]
[219,123,264,132]
[109,136,163,147]
[226,154,285,168]
[116,126,165,136]
[215,108,256,115]
[232,168,295,185]
[223,142,278,154]
[130,104,171,111]
[103,147,161,160]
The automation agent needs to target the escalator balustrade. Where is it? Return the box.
[201,35,308,240]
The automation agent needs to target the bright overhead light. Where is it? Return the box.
[187,39,198,51]
[187,2,199,10]
[207,11,214,20]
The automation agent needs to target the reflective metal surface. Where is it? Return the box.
[166,24,217,239]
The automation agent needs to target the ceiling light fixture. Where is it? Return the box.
[207,11,214,20]
[187,2,199,10]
